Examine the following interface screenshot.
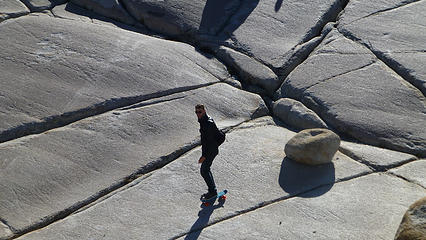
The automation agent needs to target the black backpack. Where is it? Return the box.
[215,128,226,146]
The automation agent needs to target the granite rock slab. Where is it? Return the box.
[217,0,345,71]
[183,174,426,239]
[0,0,29,21]
[340,141,418,170]
[273,98,328,130]
[16,117,370,239]
[0,83,266,234]
[277,29,426,157]
[0,14,229,141]
[389,160,426,188]
[338,0,426,95]
[215,46,280,96]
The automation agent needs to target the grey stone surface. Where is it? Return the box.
[0,0,29,21]
[0,14,229,141]
[215,46,280,96]
[338,0,422,26]
[389,160,426,188]
[285,128,341,165]
[70,0,135,25]
[183,174,426,240]
[218,0,345,71]
[273,98,329,130]
[16,118,371,239]
[19,0,67,11]
[121,0,240,37]
[278,29,426,157]
[338,0,426,95]
[340,141,418,170]
[0,81,266,233]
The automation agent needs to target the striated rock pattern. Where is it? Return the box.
[0,0,425,239]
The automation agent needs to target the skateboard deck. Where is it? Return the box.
[201,189,228,206]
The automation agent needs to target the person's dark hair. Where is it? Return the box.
[195,104,205,110]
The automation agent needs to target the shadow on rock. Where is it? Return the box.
[184,201,225,240]
[279,157,335,198]
[275,0,284,12]
[199,0,259,40]
[64,3,147,34]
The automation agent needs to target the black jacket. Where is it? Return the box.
[198,114,219,158]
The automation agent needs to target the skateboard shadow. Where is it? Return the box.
[184,201,225,240]
[279,157,335,198]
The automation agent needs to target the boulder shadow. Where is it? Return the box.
[279,157,335,198]
[184,201,225,240]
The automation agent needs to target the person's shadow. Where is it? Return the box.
[198,0,259,40]
[275,0,284,12]
[184,201,225,240]
[279,157,335,198]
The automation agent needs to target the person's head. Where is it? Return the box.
[195,104,206,119]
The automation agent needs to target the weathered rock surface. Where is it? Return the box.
[70,0,135,25]
[0,14,229,142]
[2,0,426,239]
[215,46,280,96]
[285,129,341,165]
[389,160,426,189]
[0,83,266,233]
[273,98,329,130]
[19,0,67,11]
[340,141,418,170]
[394,197,426,240]
[338,0,426,95]
[217,0,345,71]
[16,117,371,240]
[277,29,426,157]
[0,0,29,22]
[183,174,426,239]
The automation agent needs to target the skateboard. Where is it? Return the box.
[201,189,228,206]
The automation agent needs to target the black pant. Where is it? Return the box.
[200,154,217,194]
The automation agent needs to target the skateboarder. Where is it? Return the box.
[195,104,219,200]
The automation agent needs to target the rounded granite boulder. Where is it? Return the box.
[285,128,340,165]
[395,197,426,240]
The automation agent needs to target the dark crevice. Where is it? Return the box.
[9,116,266,240]
[173,170,373,239]
[267,1,351,91]
[339,145,419,172]
[303,60,377,92]
[0,82,219,145]
[340,0,424,26]
[386,172,426,190]
[337,27,426,97]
